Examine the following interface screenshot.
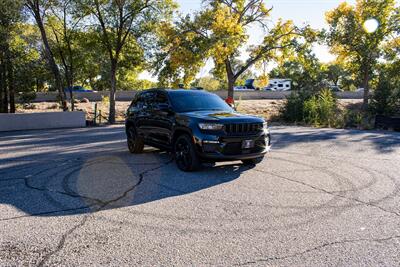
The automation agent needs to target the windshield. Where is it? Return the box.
[169,93,233,113]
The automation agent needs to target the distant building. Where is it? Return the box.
[267,79,291,91]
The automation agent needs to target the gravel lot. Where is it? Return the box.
[16,99,362,122]
[0,125,399,266]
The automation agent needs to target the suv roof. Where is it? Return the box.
[141,88,211,95]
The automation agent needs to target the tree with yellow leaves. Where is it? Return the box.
[156,0,312,98]
[325,0,400,111]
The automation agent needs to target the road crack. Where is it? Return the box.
[253,168,400,218]
[36,159,173,266]
[236,234,400,265]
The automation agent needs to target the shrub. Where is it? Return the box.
[318,89,337,127]
[370,75,400,116]
[343,110,363,129]
[281,91,311,123]
[282,89,338,127]
[303,96,319,125]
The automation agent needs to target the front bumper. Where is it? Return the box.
[194,131,271,161]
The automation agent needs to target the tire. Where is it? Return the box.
[242,156,264,166]
[127,126,144,154]
[174,134,201,172]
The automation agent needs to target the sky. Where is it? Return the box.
[140,0,357,81]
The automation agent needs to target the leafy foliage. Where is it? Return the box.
[282,89,339,127]
[324,0,400,110]
[370,74,400,116]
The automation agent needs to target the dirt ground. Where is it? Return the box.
[16,99,363,123]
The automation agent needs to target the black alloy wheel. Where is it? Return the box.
[174,135,201,171]
[127,126,144,154]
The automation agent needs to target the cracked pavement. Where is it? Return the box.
[0,125,400,266]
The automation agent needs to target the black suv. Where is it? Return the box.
[125,89,271,171]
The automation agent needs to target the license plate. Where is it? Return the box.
[242,140,255,149]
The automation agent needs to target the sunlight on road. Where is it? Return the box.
[77,156,139,209]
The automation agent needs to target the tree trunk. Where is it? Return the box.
[227,77,235,99]
[32,9,68,111]
[109,59,117,124]
[225,59,235,99]
[2,61,8,113]
[361,71,370,111]
[0,58,4,113]
[65,69,74,111]
[7,58,15,113]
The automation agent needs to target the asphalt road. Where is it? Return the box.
[1,125,400,266]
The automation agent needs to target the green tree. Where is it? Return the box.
[77,0,175,123]
[270,48,325,92]
[192,76,221,91]
[0,0,24,113]
[25,0,68,110]
[325,0,400,110]
[157,0,311,99]
[47,0,86,110]
[323,61,351,89]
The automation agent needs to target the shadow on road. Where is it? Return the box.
[1,125,399,220]
[0,126,251,219]
[271,126,400,154]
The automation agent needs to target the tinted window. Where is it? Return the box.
[169,92,233,113]
[155,92,169,105]
[131,91,156,110]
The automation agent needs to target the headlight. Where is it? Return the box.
[198,123,224,131]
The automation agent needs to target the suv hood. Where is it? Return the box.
[181,110,264,123]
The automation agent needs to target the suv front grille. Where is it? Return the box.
[224,123,262,135]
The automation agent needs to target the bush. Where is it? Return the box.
[281,90,311,123]
[317,89,337,126]
[303,96,319,125]
[282,89,339,127]
[370,75,400,116]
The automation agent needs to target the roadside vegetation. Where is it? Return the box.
[0,0,399,127]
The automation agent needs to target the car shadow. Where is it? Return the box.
[1,124,399,220]
[0,126,253,219]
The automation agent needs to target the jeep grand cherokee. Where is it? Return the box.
[125,89,271,171]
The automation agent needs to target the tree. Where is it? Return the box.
[47,0,85,110]
[0,0,23,113]
[269,48,326,92]
[325,0,400,111]
[157,0,310,99]
[192,76,221,91]
[323,62,347,87]
[77,0,175,123]
[25,0,68,111]
[154,18,209,88]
